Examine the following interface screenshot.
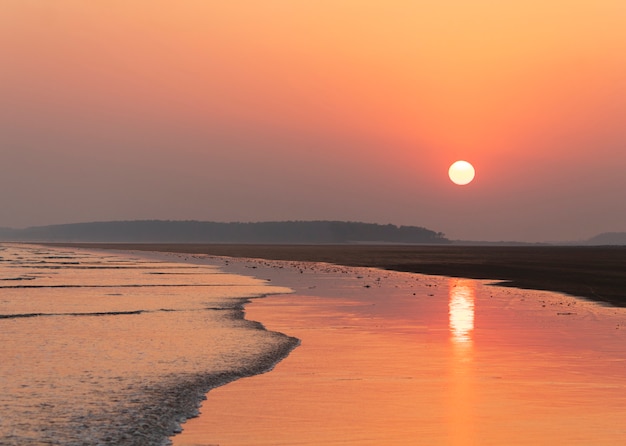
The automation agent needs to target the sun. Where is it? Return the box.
[448,160,475,185]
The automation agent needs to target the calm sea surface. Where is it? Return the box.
[0,244,296,445]
[175,255,626,445]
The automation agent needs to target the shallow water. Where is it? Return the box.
[174,255,626,445]
[0,244,297,445]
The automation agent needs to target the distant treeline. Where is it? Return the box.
[0,220,450,244]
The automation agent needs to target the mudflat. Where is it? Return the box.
[46,244,626,306]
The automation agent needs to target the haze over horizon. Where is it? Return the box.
[2,1,625,242]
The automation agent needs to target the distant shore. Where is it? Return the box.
[43,243,626,307]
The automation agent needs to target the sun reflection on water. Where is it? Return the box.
[449,279,475,344]
[448,278,476,444]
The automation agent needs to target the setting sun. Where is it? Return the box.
[448,161,475,185]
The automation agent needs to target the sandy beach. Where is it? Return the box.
[52,244,626,306]
[0,244,297,445]
[12,243,626,444]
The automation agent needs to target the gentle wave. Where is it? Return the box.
[0,243,298,446]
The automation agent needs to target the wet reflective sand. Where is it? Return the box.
[173,257,626,445]
[0,244,296,445]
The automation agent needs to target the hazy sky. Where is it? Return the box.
[2,1,625,242]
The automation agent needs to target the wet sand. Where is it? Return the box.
[50,244,626,306]
[33,243,626,443]
[168,256,626,445]
[0,245,297,445]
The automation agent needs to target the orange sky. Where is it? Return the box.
[1,1,625,241]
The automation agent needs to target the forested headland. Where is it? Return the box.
[0,220,449,244]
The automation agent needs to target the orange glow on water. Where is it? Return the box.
[449,279,476,343]
[171,259,626,445]
[448,279,476,444]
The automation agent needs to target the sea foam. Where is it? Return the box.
[0,244,297,445]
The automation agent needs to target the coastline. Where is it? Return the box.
[171,253,626,445]
[14,243,626,444]
[45,243,626,306]
[0,244,299,445]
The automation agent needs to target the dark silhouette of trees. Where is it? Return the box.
[0,220,450,244]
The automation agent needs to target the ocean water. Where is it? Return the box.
[0,244,297,445]
[175,255,626,445]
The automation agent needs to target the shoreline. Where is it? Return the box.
[12,243,626,444]
[42,243,626,306]
[171,252,626,445]
[0,244,299,445]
